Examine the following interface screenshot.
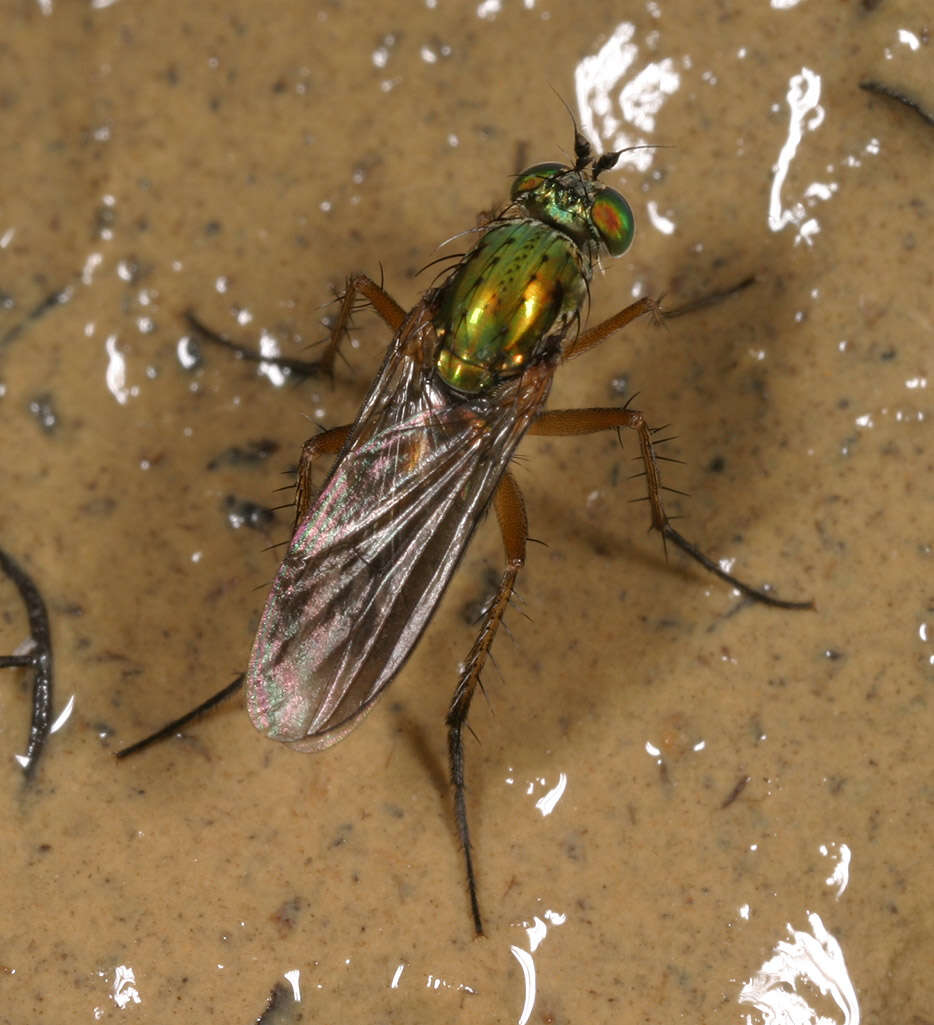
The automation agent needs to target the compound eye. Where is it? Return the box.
[591,187,635,257]
[511,162,567,200]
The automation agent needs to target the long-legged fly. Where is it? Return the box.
[120,130,811,935]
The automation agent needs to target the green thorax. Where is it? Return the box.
[433,158,635,394]
[433,220,586,394]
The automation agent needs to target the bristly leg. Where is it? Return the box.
[446,469,527,936]
[291,425,352,532]
[185,272,408,382]
[119,276,405,761]
[118,276,411,761]
[448,285,810,932]
[528,406,812,609]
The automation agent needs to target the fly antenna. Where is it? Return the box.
[573,127,592,172]
[548,86,593,171]
[592,143,675,179]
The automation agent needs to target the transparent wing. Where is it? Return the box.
[246,302,554,750]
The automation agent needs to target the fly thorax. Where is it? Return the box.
[434,221,587,395]
[517,188,600,258]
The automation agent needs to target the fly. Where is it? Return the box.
[120,129,812,935]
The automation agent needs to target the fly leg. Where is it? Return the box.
[561,296,661,361]
[291,273,410,523]
[120,281,399,759]
[292,425,351,531]
[115,674,246,759]
[447,469,527,936]
[560,277,757,363]
[527,408,812,609]
[321,273,408,374]
[334,273,407,332]
[184,273,408,378]
[117,425,356,760]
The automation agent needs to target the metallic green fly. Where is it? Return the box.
[120,130,811,935]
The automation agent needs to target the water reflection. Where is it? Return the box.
[739,912,859,1025]
[575,21,680,173]
[767,68,826,246]
[820,842,852,899]
[504,767,570,817]
[510,909,568,1025]
[93,964,142,1018]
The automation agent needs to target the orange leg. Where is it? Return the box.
[331,272,407,335]
[561,296,660,361]
[529,407,812,609]
[301,271,409,375]
[184,272,408,379]
[292,424,352,531]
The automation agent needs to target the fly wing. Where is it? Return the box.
[246,302,554,750]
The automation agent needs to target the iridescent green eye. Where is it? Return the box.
[511,162,567,200]
[591,187,635,257]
